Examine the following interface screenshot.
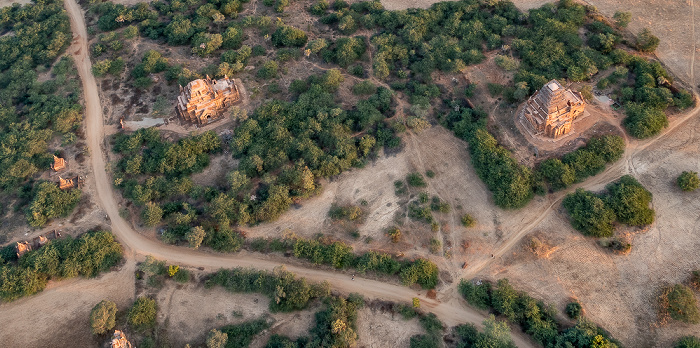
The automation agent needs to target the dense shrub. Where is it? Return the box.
[677,171,700,192]
[636,28,660,53]
[406,172,427,187]
[461,214,476,227]
[128,297,157,330]
[271,25,308,47]
[565,301,582,319]
[219,319,270,347]
[458,278,619,348]
[563,189,616,237]
[26,181,82,227]
[604,175,654,226]
[624,103,668,138]
[659,284,700,324]
[0,230,122,301]
[453,315,516,348]
[564,175,655,236]
[205,267,330,312]
[399,258,438,289]
[458,280,491,310]
[676,336,700,348]
[90,300,118,335]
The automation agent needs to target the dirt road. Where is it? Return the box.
[61,0,536,346]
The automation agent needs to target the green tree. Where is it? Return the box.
[192,33,223,56]
[563,189,616,237]
[26,182,82,227]
[461,214,476,227]
[605,175,654,227]
[678,171,700,192]
[539,158,575,191]
[90,300,118,335]
[322,69,344,90]
[271,25,308,47]
[676,336,700,348]
[142,202,163,227]
[566,301,582,319]
[659,284,700,324]
[207,329,228,348]
[186,226,206,249]
[165,16,195,45]
[636,28,660,53]
[482,314,516,348]
[128,297,158,330]
[307,38,328,54]
[257,60,279,79]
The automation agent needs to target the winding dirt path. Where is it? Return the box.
[61,0,536,346]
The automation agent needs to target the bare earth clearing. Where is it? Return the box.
[0,260,136,348]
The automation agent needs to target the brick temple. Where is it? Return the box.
[521,79,585,138]
[176,75,241,124]
[51,155,66,172]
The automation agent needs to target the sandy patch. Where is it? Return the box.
[0,260,136,348]
[355,306,425,348]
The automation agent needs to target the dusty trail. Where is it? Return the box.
[61,0,535,346]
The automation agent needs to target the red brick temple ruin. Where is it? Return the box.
[521,79,585,138]
[110,330,132,348]
[51,155,66,172]
[176,75,241,124]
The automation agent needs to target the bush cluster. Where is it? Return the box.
[441,107,533,209]
[128,297,157,330]
[0,0,85,218]
[205,267,331,312]
[678,171,700,192]
[112,72,399,238]
[538,135,625,191]
[563,175,654,237]
[459,278,621,348]
[0,231,122,301]
[219,319,270,347]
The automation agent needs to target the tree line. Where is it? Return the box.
[205,266,331,312]
[459,278,621,348]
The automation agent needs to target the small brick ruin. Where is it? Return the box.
[521,79,586,138]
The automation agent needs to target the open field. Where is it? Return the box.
[0,260,135,348]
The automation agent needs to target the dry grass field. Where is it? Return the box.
[0,260,136,348]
